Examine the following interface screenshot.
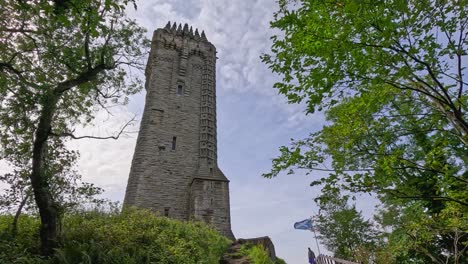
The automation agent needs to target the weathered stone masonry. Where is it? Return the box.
[124,22,234,239]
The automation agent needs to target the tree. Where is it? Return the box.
[0,139,105,235]
[373,198,468,263]
[0,0,148,254]
[313,191,379,263]
[263,0,467,262]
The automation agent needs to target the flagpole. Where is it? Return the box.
[310,216,321,255]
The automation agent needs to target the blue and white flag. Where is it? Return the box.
[294,218,313,230]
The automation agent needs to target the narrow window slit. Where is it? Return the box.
[172,136,177,150]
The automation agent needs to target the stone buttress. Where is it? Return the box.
[124,22,234,239]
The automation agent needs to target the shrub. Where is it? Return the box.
[238,243,287,264]
[0,209,230,264]
[0,214,44,263]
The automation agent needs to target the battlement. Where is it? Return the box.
[161,21,209,42]
[146,22,216,83]
[149,21,216,64]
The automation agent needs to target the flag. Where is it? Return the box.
[294,218,313,230]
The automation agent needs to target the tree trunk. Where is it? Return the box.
[11,193,29,236]
[29,91,60,256]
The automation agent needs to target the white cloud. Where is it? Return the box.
[130,0,282,96]
[67,107,139,202]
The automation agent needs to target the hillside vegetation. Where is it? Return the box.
[0,209,231,264]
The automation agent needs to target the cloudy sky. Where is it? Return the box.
[3,0,377,263]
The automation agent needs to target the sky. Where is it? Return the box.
[1,1,376,263]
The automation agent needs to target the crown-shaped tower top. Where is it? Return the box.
[163,21,208,41]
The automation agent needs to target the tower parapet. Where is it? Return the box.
[162,21,208,41]
[125,22,234,239]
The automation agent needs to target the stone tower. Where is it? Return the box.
[124,22,234,239]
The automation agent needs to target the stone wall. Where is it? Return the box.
[189,175,234,239]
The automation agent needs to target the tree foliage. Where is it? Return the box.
[263,0,467,262]
[0,0,148,254]
[373,198,468,263]
[313,192,378,263]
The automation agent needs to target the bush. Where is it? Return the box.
[238,243,287,264]
[0,209,231,264]
[0,214,44,263]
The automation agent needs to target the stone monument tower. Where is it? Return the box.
[124,22,234,239]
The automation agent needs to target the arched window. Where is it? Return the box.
[177,84,183,95]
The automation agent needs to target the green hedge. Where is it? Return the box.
[0,209,230,264]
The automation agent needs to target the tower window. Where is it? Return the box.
[177,85,183,95]
[164,207,170,217]
[172,136,177,150]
